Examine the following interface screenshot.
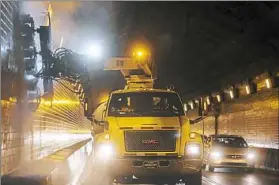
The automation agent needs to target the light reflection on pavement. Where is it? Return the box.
[203,168,279,185]
[78,144,279,185]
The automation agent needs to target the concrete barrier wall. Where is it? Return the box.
[190,88,279,171]
[1,139,93,185]
[1,81,91,175]
[255,147,279,171]
[190,88,279,149]
[0,1,92,176]
[47,139,93,185]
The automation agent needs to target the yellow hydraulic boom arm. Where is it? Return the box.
[103,54,155,89]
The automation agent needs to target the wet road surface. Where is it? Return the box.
[79,151,279,185]
[202,169,279,185]
[81,170,279,185]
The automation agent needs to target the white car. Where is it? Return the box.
[203,134,256,172]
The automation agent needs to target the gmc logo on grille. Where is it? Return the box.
[141,139,159,144]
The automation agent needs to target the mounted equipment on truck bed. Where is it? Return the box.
[103,50,155,89]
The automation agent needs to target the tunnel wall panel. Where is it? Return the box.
[191,88,279,149]
[1,1,91,175]
[1,81,91,175]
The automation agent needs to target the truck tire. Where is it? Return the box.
[183,171,202,185]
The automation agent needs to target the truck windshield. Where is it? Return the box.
[108,92,184,117]
[213,137,248,148]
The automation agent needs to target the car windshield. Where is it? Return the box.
[213,137,248,148]
[107,92,184,117]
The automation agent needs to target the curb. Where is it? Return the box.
[2,138,93,185]
[46,138,93,185]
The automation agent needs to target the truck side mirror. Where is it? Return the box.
[93,119,106,126]
[93,107,107,126]
[102,109,106,120]
[99,120,106,126]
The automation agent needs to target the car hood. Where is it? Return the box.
[212,145,248,155]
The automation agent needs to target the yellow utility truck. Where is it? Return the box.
[91,50,203,185]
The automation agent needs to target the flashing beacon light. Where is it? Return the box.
[132,48,152,65]
[133,50,149,57]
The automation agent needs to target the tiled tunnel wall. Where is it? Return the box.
[1,0,92,175]
[190,88,279,149]
[1,81,91,175]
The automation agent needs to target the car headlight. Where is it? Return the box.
[185,143,201,157]
[247,151,256,160]
[210,151,222,160]
[96,143,114,159]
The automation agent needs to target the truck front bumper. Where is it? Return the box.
[95,157,202,177]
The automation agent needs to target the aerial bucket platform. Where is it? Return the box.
[104,51,156,89]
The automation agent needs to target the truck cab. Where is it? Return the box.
[92,89,203,185]
[91,52,203,185]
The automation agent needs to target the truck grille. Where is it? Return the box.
[124,130,177,152]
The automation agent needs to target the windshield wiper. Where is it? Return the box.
[152,109,182,115]
[116,110,145,116]
[131,111,144,116]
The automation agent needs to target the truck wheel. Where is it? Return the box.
[183,171,202,185]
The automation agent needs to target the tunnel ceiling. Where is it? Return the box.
[112,2,279,99]
[43,2,279,100]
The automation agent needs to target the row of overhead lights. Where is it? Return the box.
[184,77,274,112]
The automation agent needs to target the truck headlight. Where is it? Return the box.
[185,143,201,157]
[96,143,114,159]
